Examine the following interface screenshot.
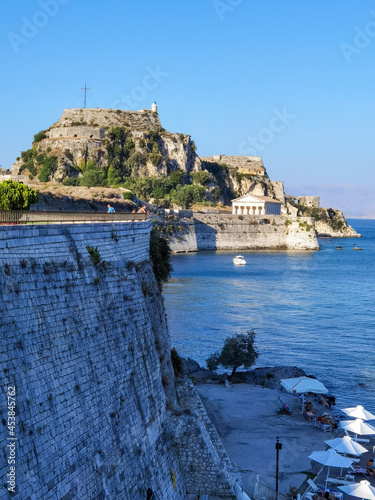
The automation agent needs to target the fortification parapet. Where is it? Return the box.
[54,107,162,131]
[298,196,320,208]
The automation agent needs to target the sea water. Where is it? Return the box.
[163,219,375,412]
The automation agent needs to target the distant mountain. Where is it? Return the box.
[284,183,375,219]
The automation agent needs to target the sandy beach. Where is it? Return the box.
[195,383,342,498]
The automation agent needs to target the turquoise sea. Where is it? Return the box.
[163,219,375,412]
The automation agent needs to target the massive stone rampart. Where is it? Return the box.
[166,214,319,252]
[0,221,238,499]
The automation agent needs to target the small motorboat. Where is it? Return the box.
[233,255,246,266]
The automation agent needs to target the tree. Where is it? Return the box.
[0,180,39,210]
[33,130,47,143]
[206,330,258,380]
[149,227,173,289]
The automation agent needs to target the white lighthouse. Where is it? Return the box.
[151,101,157,114]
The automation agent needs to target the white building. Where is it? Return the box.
[232,194,282,216]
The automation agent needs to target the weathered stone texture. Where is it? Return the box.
[171,380,238,497]
[0,221,186,499]
[168,214,319,252]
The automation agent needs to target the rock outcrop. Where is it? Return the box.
[12,108,200,182]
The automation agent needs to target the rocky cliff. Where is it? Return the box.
[12,108,201,183]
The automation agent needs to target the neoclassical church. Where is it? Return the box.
[231,194,282,215]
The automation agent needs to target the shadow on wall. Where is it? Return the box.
[193,217,218,250]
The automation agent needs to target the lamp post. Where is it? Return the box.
[275,436,282,500]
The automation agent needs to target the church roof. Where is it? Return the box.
[231,194,282,204]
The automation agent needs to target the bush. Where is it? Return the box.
[86,246,101,266]
[173,184,206,208]
[150,153,162,166]
[33,130,47,143]
[107,166,122,186]
[191,171,210,185]
[106,126,136,180]
[168,170,184,188]
[62,177,80,186]
[38,156,58,182]
[122,191,134,200]
[213,185,222,202]
[0,180,39,210]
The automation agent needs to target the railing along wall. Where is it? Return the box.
[0,211,149,225]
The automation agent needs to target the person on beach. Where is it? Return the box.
[107,204,115,213]
[367,459,375,477]
[305,400,313,411]
[320,395,330,408]
[321,414,329,425]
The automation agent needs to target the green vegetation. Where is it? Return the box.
[33,130,47,143]
[86,246,101,266]
[79,161,107,188]
[0,180,39,210]
[206,330,259,381]
[149,227,173,289]
[298,205,345,231]
[19,148,58,181]
[122,191,134,200]
[172,184,205,208]
[38,155,58,182]
[191,171,211,185]
[122,170,185,204]
[106,126,137,180]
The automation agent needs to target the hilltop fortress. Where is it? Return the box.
[8,105,360,239]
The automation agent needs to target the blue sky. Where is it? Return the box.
[1,0,374,216]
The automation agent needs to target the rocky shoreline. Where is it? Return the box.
[181,357,312,391]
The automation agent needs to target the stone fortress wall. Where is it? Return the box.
[165,213,320,252]
[297,196,320,208]
[48,126,105,140]
[200,155,266,175]
[53,108,162,132]
[0,168,28,183]
[0,221,237,499]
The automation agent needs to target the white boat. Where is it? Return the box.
[233,255,246,266]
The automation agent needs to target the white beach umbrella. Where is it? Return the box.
[308,449,353,489]
[281,376,328,394]
[342,405,375,421]
[324,435,368,456]
[338,480,375,500]
[340,419,375,437]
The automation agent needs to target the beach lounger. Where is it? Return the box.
[344,430,370,443]
[350,465,370,477]
[326,476,355,486]
[307,479,325,493]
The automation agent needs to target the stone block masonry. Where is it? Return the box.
[0,221,238,499]
[168,214,320,252]
[0,221,187,500]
